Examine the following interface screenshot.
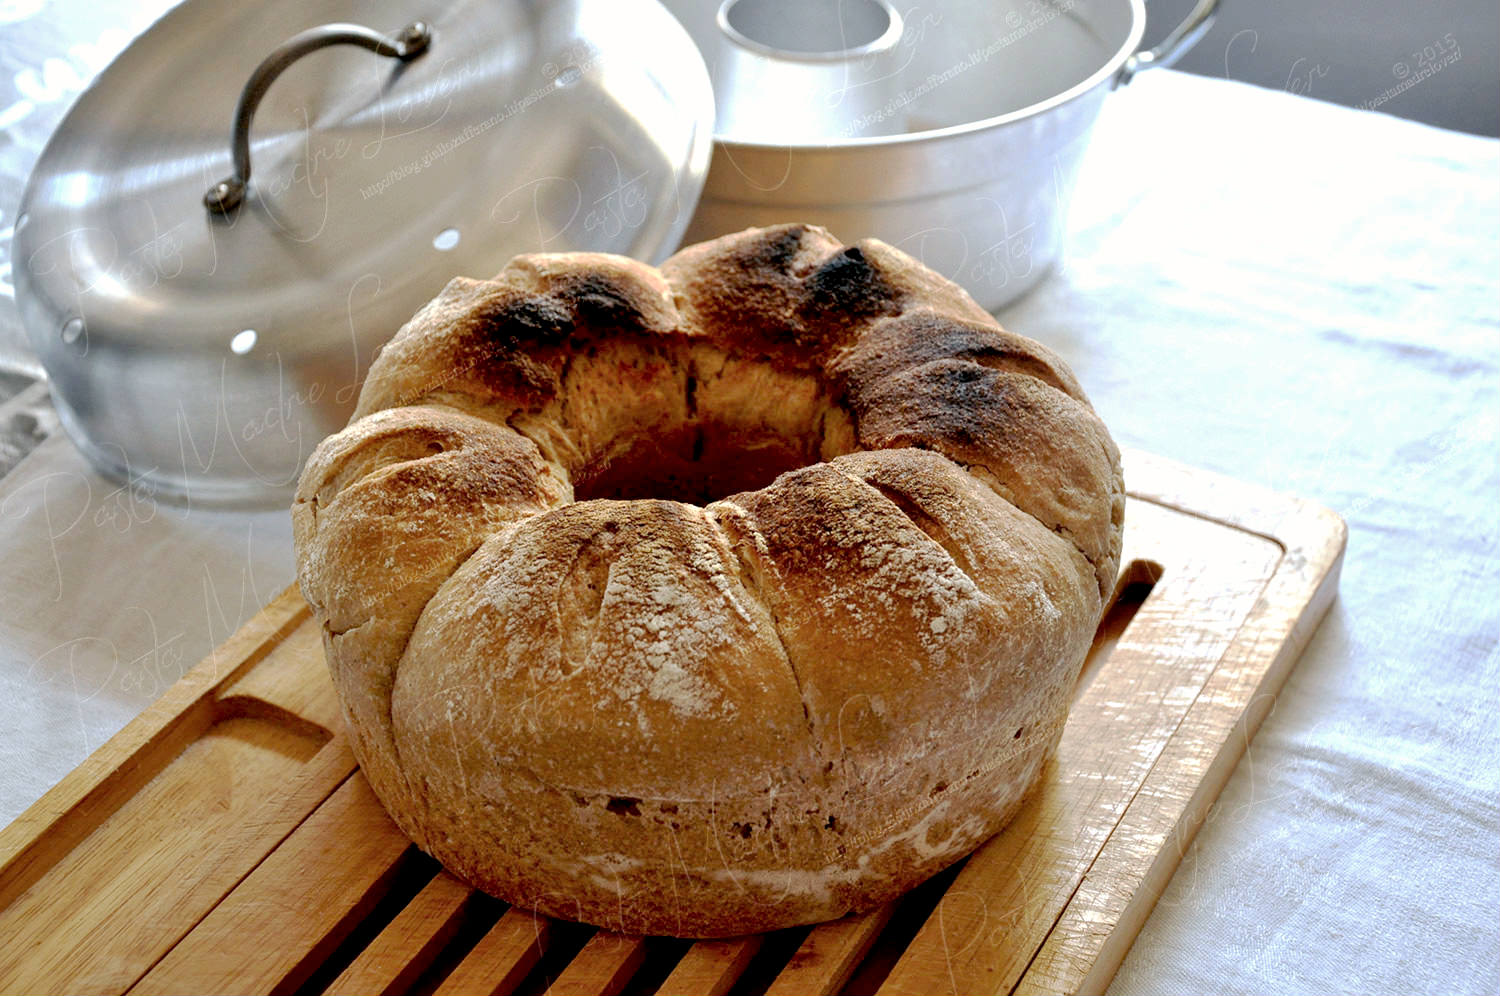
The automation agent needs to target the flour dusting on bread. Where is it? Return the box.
[294,223,1122,937]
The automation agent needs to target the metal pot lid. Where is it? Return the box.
[13,0,714,506]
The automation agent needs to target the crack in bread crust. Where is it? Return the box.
[293,223,1123,938]
[704,500,825,773]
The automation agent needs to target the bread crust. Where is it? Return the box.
[294,224,1123,937]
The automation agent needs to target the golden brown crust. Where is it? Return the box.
[292,404,570,840]
[293,223,1123,937]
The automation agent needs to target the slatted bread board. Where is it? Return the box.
[0,449,1345,996]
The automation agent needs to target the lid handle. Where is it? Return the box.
[203,21,431,214]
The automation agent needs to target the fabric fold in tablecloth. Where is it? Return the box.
[0,21,1496,993]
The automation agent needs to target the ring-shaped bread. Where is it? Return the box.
[293,224,1123,937]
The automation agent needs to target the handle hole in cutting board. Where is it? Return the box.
[1075,559,1163,701]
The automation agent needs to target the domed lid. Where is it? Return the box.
[13,0,713,506]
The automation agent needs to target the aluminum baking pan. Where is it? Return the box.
[664,0,1219,311]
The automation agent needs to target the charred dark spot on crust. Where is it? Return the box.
[847,360,1030,466]
[745,225,808,273]
[863,365,997,451]
[669,226,820,360]
[671,226,905,370]
[605,796,641,816]
[710,225,809,285]
[467,272,658,357]
[566,274,658,336]
[948,364,986,387]
[442,293,572,401]
[799,245,900,327]
[922,362,1018,422]
[450,270,672,403]
[471,293,573,349]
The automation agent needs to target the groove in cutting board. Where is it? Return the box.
[300,851,444,995]
[0,450,1345,996]
[763,904,894,996]
[432,906,553,996]
[657,934,763,996]
[545,931,649,996]
[323,871,477,996]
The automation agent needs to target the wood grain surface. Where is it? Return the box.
[0,450,1344,996]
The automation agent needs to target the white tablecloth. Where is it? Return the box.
[1,36,1496,995]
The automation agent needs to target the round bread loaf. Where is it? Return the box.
[292,224,1123,938]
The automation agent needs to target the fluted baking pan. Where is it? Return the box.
[665,0,1219,311]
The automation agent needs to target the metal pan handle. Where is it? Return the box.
[203,21,431,214]
[1117,0,1220,85]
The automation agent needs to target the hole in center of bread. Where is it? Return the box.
[571,420,815,505]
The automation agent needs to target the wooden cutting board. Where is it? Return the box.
[0,449,1345,996]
